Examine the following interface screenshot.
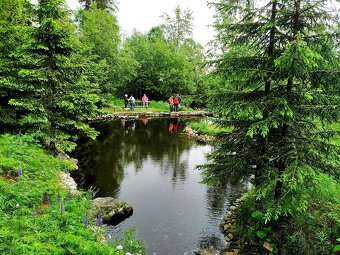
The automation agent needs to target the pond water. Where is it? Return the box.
[74,117,248,255]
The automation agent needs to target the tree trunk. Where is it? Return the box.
[274,0,300,199]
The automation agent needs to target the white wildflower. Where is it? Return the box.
[116,245,123,250]
[125,253,132,255]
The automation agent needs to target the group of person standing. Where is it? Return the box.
[124,94,149,111]
[123,93,182,112]
[124,94,135,111]
[169,94,181,112]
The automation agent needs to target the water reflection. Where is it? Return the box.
[74,118,194,197]
[168,118,180,133]
[73,118,250,254]
[123,119,136,132]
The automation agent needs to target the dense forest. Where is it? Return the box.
[0,0,339,254]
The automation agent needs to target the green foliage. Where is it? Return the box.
[112,228,145,255]
[0,134,145,254]
[236,173,339,254]
[271,174,339,255]
[121,31,196,100]
[0,0,100,152]
[204,0,340,253]
[161,5,193,47]
[77,7,134,98]
[79,0,118,12]
[0,0,32,126]
[333,238,340,253]
[189,119,233,136]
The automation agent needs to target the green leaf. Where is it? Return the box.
[333,245,340,252]
[256,230,267,239]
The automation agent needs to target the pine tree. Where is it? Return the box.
[161,5,194,48]
[204,0,339,250]
[3,0,99,152]
[79,0,118,12]
[0,0,32,126]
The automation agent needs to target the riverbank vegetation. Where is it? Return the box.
[0,134,144,254]
[0,0,339,254]
[189,119,233,136]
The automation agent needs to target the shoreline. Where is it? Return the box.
[88,111,213,122]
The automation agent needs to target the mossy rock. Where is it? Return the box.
[90,197,133,225]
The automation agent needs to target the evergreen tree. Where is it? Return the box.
[0,0,32,126]
[204,0,339,252]
[79,0,118,11]
[3,0,99,152]
[161,5,194,48]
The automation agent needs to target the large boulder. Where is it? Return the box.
[90,197,133,225]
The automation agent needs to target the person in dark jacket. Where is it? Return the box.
[173,95,179,112]
[123,94,129,108]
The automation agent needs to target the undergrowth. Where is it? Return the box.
[0,134,145,255]
[236,173,340,255]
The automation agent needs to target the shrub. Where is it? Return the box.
[236,173,340,255]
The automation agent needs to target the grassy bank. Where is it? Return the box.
[0,134,144,255]
[189,118,233,136]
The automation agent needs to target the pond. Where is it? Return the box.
[73,117,248,255]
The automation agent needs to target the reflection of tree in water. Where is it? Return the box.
[73,118,194,197]
[205,178,251,221]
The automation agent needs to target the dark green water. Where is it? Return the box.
[74,118,248,255]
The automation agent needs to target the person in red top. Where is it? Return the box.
[142,94,149,108]
[173,95,179,112]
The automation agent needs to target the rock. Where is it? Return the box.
[90,197,133,225]
[227,233,234,240]
[222,252,236,255]
[192,249,201,255]
[233,249,240,255]
[57,153,78,170]
[229,206,236,211]
[59,172,79,195]
[199,247,217,255]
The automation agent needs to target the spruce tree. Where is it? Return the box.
[0,0,32,126]
[3,0,99,152]
[204,0,339,251]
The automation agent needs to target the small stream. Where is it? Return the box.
[73,118,249,255]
